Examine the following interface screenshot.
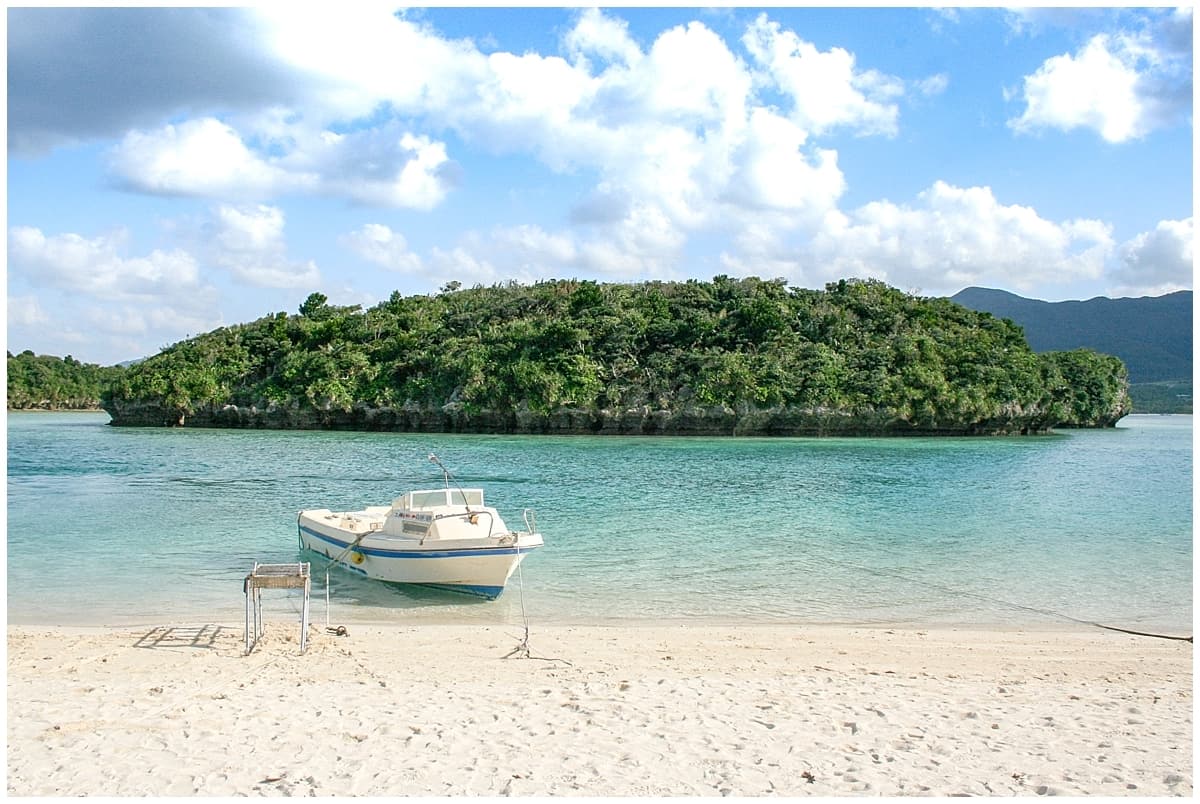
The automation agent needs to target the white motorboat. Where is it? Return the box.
[297,466,543,600]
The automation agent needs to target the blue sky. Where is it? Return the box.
[6,5,1194,366]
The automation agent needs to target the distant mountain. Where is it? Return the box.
[951,287,1192,384]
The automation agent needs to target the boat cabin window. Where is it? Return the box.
[409,491,448,509]
[402,489,486,509]
[449,489,484,506]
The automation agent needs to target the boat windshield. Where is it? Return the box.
[408,491,447,508]
[405,489,485,509]
[450,489,484,506]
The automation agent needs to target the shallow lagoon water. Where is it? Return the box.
[6,412,1192,631]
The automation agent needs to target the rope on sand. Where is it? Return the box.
[503,535,571,665]
[1090,623,1192,643]
[818,555,1192,644]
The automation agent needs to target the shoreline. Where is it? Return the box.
[8,621,1192,796]
[7,579,1193,636]
[6,407,106,413]
[8,612,1195,637]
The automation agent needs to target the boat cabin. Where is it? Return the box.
[382,488,502,541]
[392,488,485,510]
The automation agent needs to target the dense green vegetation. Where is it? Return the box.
[102,277,1131,434]
[952,287,1192,384]
[953,286,1192,414]
[7,351,127,410]
[1129,381,1192,414]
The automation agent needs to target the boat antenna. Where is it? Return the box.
[429,453,451,487]
[428,453,474,512]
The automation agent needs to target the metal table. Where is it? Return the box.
[244,562,311,655]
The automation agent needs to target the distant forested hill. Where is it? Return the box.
[951,287,1192,414]
[951,287,1191,383]
[7,351,126,410]
[102,277,1131,435]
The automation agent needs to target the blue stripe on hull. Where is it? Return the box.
[418,583,505,600]
[299,525,530,558]
[299,549,505,598]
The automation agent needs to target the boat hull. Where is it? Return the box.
[297,518,538,600]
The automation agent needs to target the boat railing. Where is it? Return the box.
[523,508,537,537]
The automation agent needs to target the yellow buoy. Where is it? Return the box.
[350,551,365,565]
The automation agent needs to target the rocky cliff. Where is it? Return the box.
[104,398,1075,436]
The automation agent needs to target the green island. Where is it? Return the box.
[6,351,124,411]
[40,276,1124,436]
[7,277,1132,434]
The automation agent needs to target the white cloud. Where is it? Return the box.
[7,295,49,327]
[476,219,683,280]
[564,7,643,69]
[812,182,1114,292]
[1113,217,1193,296]
[485,51,593,126]
[725,108,845,216]
[1010,35,1145,142]
[76,304,224,356]
[917,73,949,97]
[327,9,900,287]
[718,182,1117,295]
[743,13,902,137]
[642,21,750,128]
[491,225,579,270]
[279,128,455,210]
[333,133,451,210]
[719,218,816,283]
[8,226,206,301]
[213,205,284,253]
[37,7,920,276]
[428,245,504,287]
[208,205,320,288]
[109,118,453,209]
[342,224,424,274]
[252,2,475,121]
[1009,14,1193,143]
[429,225,591,283]
[109,118,299,198]
[6,226,224,363]
[6,7,299,155]
[82,306,148,336]
[442,10,866,271]
[250,8,869,268]
[357,216,688,290]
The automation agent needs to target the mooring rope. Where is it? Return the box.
[502,514,571,665]
[815,553,1192,643]
[1089,623,1192,642]
[319,530,369,574]
[503,541,535,659]
[294,514,367,633]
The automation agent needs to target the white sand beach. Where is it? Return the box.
[6,620,1192,796]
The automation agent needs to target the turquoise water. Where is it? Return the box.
[6,412,1193,631]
